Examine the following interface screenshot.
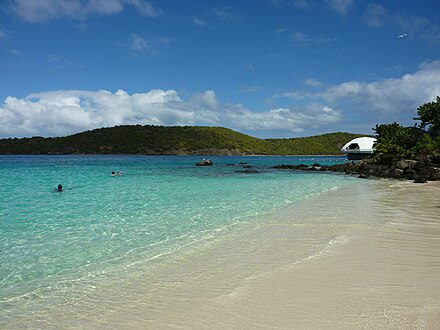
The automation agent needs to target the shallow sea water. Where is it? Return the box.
[2,156,439,329]
[1,155,357,328]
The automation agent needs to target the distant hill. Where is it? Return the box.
[0,125,366,155]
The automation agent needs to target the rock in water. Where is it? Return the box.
[195,159,213,166]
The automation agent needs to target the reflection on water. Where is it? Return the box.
[3,180,439,329]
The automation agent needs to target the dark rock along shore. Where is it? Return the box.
[273,150,440,183]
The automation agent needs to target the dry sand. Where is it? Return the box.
[138,180,440,329]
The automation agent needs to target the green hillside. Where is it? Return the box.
[0,125,365,155]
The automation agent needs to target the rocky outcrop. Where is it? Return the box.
[273,150,440,183]
[195,159,213,166]
[235,169,260,173]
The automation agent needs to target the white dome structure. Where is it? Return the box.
[341,137,376,160]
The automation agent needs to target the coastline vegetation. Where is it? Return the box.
[0,126,364,156]
[374,96,440,163]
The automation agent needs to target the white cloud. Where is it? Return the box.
[193,17,207,26]
[0,89,221,137]
[322,61,440,115]
[190,90,218,110]
[4,62,438,138]
[291,0,312,10]
[86,0,124,15]
[9,49,24,57]
[278,91,313,100]
[130,34,149,52]
[270,0,312,10]
[240,85,261,93]
[126,0,162,17]
[304,78,323,87]
[290,31,336,46]
[8,0,161,23]
[127,34,171,55]
[363,3,387,28]
[291,31,309,45]
[325,0,354,16]
[0,30,6,39]
[212,7,238,21]
[0,88,344,138]
[224,104,341,133]
[279,60,440,128]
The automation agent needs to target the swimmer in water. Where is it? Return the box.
[57,184,63,192]
[111,171,115,176]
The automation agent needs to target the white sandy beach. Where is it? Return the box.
[129,180,440,329]
[8,179,440,329]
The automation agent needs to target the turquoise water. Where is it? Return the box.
[0,155,356,325]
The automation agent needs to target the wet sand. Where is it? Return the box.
[197,180,440,329]
[87,180,439,329]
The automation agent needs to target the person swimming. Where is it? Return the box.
[111,171,115,176]
[57,184,63,192]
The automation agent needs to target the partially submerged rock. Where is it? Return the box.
[235,169,260,173]
[195,159,213,166]
[273,155,440,182]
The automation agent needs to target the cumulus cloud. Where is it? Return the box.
[0,89,219,137]
[278,60,440,128]
[8,0,161,23]
[224,104,341,133]
[0,88,344,138]
[322,61,440,114]
[4,62,439,138]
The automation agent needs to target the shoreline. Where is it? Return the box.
[274,157,440,182]
[116,180,440,329]
[146,179,440,329]
[0,153,346,157]
[6,179,439,329]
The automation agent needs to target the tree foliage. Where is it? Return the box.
[415,96,440,136]
[373,123,416,163]
[374,97,440,163]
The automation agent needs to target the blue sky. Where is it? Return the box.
[1,0,440,138]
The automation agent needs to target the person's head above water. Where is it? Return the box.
[57,184,62,191]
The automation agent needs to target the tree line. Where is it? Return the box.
[0,126,363,156]
[374,96,440,163]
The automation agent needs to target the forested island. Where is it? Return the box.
[0,126,364,156]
